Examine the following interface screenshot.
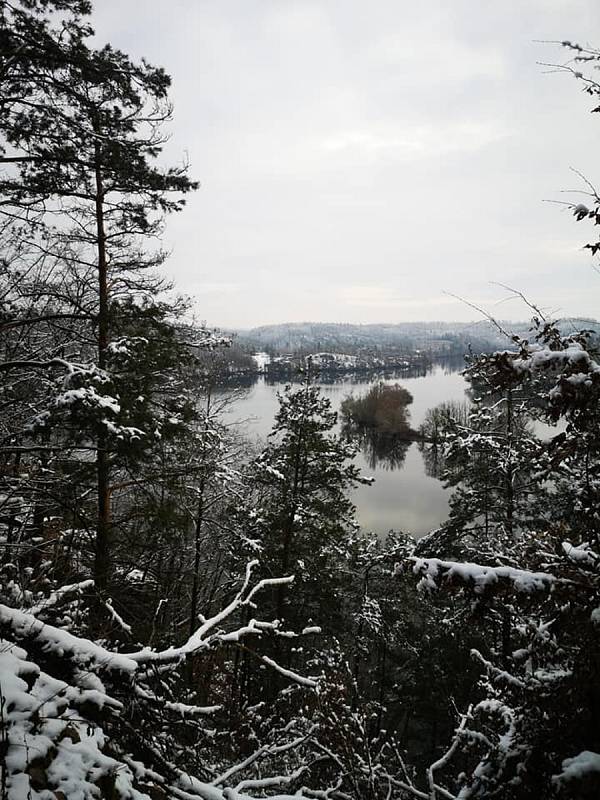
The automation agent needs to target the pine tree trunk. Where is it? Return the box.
[189,390,212,639]
[504,389,514,539]
[93,129,111,590]
[189,476,206,639]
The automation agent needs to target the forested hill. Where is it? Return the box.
[236,318,600,355]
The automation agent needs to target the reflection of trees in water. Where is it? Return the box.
[266,367,428,387]
[264,358,465,386]
[343,425,411,471]
[215,373,258,389]
[224,356,465,388]
[419,440,445,478]
[418,399,471,479]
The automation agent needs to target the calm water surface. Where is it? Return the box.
[225,364,467,538]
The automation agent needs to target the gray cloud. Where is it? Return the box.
[92,0,600,327]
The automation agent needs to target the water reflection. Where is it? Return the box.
[418,440,446,479]
[349,428,412,471]
[267,365,432,386]
[214,355,465,390]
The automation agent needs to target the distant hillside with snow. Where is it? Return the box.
[236,318,600,356]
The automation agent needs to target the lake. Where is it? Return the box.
[223,359,468,538]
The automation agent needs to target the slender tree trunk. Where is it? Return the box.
[189,476,206,638]
[504,389,514,539]
[501,607,511,667]
[93,128,111,590]
[277,438,302,623]
[376,638,387,733]
[189,389,212,638]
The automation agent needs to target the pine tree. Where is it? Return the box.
[0,0,197,588]
[433,370,546,551]
[243,381,363,629]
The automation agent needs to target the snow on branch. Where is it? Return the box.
[126,562,319,688]
[553,750,600,787]
[511,341,600,378]
[28,578,94,616]
[471,649,526,689]
[0,639,315,800]
[0,602,138,674]
[0,563,321,800]
[134,685,222,718]
[562,541,599,568]
[103,597,133,635]
[211,727,316,791]
[0,356,92,373]
[234,767,309,793]
[259,656,318,688]
[409,557,557,595]
[181,325,232,350]
[488,334,600,415]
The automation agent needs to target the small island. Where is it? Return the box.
[340,382,416,437]
[340,383,419,470]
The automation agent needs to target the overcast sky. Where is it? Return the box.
[93,1,600,328]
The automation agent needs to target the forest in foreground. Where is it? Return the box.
[1,3,600,798]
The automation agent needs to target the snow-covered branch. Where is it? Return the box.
[128,561,307,669]
[0,602,137,674]
[409,556,557,594]
[27,578,94,616]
